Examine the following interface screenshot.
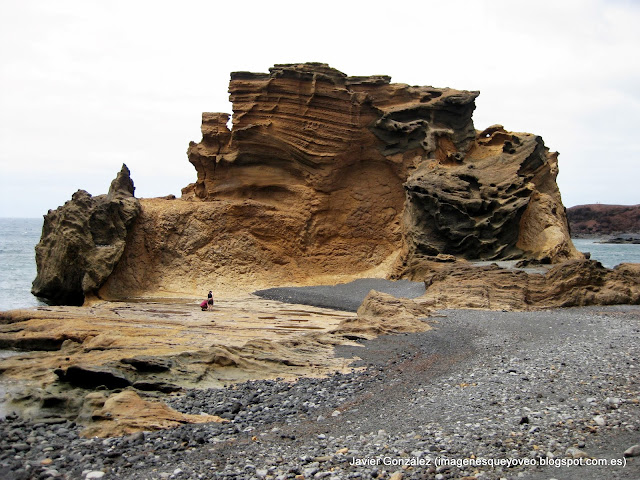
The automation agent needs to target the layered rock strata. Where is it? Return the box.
[0,298,359,434]
[98,63,580,299]
[32,165,140,305]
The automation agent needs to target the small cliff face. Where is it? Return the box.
[32,165,140,305]
[567,204,640,236]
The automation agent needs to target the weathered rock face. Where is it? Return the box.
[333,290,433,339]
[32,165,140,305]
[419,259,640,310]
[182,63,474,286]
[395,125,580,277]
[101,63,577,297]
[45,63,580,299]
[567,204,640,236]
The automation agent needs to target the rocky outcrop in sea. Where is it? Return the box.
[5,63,638,465]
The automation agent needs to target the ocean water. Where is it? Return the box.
[572,238,640,269]
[0,218,47,311]
[0,218,639,311]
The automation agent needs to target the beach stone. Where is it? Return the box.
[565,447,589,459]
[624,444,640,457]
[605,397,621,409]
[85,472,105,479]
[256,468,269,478]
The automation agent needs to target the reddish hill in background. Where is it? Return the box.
[567,204,640,236]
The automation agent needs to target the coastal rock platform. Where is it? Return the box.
[0,286,433,436]
[0,297,357,436]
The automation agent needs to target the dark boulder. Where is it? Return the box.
[31,165,140,305]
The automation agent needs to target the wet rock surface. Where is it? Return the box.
[2,305,638,479]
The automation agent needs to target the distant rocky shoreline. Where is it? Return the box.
[571,234,640,244]
[598,235,640,245]
[567,204,640,238]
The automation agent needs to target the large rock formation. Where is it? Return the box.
[98,63,579,298]
[32,165,140,305]
[184,65,578,270]
[567,204,640,237]
[396,124,580,277]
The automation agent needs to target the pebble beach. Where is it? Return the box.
[1,304,639,480]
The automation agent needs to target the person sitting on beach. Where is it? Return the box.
[207,290,214,310]
[200,300,208,311]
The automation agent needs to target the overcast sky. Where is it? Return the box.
[1,0,638,218]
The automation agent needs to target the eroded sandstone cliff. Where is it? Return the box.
[99,63,580,299]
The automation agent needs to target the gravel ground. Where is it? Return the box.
[254,279,426,312]
[1,305,639,480]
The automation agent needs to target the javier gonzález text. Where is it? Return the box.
[350,455,627,469]
[350,456,431,467]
